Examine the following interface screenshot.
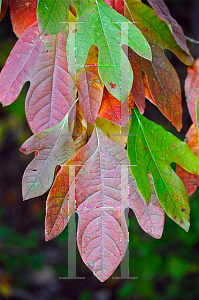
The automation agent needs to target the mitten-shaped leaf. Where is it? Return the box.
[0,23,75,134]
[20,109,76,200]
[127,108,199,231]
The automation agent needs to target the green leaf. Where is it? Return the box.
[127,108,199,231]
[37,0,90,35]
[68,0,152,102]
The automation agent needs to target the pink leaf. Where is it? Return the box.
[20,110,76,200]
[45,127,164,281]
[0,22,75,134]
[185,58,199,127]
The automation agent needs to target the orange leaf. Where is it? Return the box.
[98,87,134,126]
[0,0,8,21]
[9,0,38,37]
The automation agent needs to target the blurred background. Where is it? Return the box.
[0,0,199,299]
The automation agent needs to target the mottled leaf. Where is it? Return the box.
[46,127,164,281]
[176,124,199,196]
[147,0,190,54]
[9,0,38,37]
[185,58,199,127]
[0,23,75,134]
[127,108,199,231]
[69,0,152,102]
[20,107,76,200]
[37,0,89,35]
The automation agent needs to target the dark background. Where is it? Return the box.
[0,1,199,299]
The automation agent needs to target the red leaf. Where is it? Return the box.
[129,47,182,130]
[185,58,199,127]
[0,0,8,21]
[103,0,124,15]
[9,0,38,37]
[98,87,133,126]
[147,0,190,55]
[76,68,104,125]
[0,23,75,134]
[176,124,199,196]
[45,127,164,281]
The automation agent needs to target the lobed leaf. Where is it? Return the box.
[9,0,38,37]
[46,127,164,281]
[176,124,199,196]
[20,108,76,200]
[127,108,199,231]
[69,0,152,102]
[0,23,75,134]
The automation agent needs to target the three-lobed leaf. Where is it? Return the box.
[68,0,152,102]
[46,127,164,281]
[127,108,199,231]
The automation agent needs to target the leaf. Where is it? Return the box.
[20,106,76,200]
[103,0,124,15]
[76,69,104,125]
[9,0,38,37]
[95,116,130,148]
[46,127,164,281]
[72,102,88,151]
[176,124,199,196]
[98,87,133,126]
[125,1,193,66]
[0,23,75,134]
[0,0,8,21]
[125,0,194,130]
[185,58,199,127]
[127,108,199,231]
[129,47,182,130]
[69,0,152,102]
[37,0,89,35]
[146,0,190,55]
